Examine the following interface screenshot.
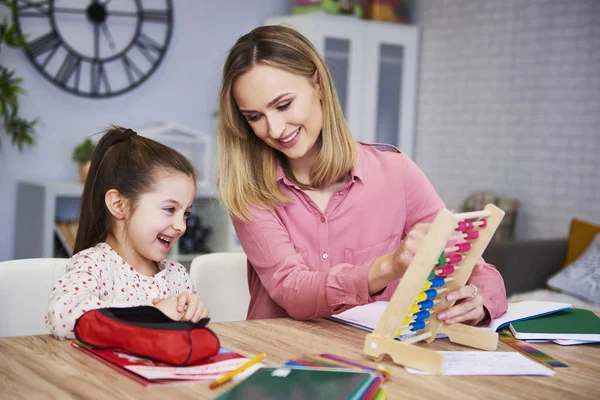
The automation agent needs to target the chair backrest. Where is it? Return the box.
[189,252,250,323]
[0,258,67,337]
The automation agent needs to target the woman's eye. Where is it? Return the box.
[246,114,260,122]
[164,207,175,213]
[184,211,191,219]
[277,102,291,111]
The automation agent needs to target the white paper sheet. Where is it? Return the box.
[404,351,555,376]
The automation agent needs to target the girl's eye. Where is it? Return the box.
[246,114,260,122]
[164,207,175,213]
[277,102,291,111]
[184,211,191,219]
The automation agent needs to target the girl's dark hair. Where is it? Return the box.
[74,126,196,253]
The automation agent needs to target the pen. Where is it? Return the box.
[209,353,266,389]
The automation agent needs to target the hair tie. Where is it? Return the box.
[123,128,137,139]
[112,128,137,146]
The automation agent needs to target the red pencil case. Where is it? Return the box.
[73,306,220,366]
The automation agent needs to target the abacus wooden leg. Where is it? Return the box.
[364,333,445,375]
[439,323,499,351]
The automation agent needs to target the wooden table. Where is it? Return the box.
[1,318,599,399]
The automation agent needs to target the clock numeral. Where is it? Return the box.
[15,0,50,17]
[56,52,82,90]
[134,33,163,63]
[29,31,60,58]
[140,9,170,23]
[121,56,144,84]
[91,62,111,95]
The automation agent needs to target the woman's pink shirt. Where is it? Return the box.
[232,143,508,323]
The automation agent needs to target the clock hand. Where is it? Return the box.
[100,23,116,51]
[94,24,100,58]
[53,7,87,15]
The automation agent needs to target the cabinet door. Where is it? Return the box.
[317,19,365,140]
[361,24,418,158]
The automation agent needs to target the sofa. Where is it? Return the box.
[483,238,600,312]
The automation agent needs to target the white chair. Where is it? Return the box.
[189,252,250,323]
[0,258,67,337]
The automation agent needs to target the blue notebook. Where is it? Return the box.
[216,366,379,400]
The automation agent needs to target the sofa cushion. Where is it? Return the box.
[483,239,567,296]
[548,233,600,307]
[564,218,600,267]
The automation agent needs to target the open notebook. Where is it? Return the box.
[328,300,572,337]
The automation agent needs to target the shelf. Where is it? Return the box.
[20,180,218,198]
[14,181,238,260]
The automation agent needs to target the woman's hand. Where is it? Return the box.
[368,223,430,295]
[389,223,430,278]
[436,283,487,325]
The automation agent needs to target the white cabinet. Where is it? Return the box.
[264,12,419,158]
[14,181,241,263]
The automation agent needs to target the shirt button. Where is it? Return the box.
[322,253,329,259]
[320,216,326,223]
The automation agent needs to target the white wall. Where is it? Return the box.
[0,1,289,261]
[415,0,600,239]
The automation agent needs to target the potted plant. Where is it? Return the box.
[0,0,38,151]
[72,138,96,184]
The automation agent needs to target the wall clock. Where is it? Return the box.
[13,0,173,98]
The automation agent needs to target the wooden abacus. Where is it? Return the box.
[363,204,505,375]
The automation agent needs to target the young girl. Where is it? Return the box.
[216,25,508,325]
[46,127,209,339]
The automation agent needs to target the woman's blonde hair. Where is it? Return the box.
[216,25,358,221]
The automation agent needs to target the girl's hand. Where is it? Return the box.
[436,283,487,325]
[175,291,210,323]
[152,296,185,321]
[390,223,430,278]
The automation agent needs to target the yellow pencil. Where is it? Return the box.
[209,353,266,389]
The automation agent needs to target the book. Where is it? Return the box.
[215,366,381,400]
[54,220,78,256]
[72,342,262,386]
[328,300,572,336]
[509,308,600,340]
[485,300,572,331]
[284,353,391,380]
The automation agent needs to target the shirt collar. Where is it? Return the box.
[276,141,364,187]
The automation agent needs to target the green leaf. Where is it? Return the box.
[0,0,39,151]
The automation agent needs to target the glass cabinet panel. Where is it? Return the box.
[375,44,404,146]
[324,38,350,116]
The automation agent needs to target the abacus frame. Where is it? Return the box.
[363,204,505,374]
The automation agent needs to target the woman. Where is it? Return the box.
[216,25,507,326]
